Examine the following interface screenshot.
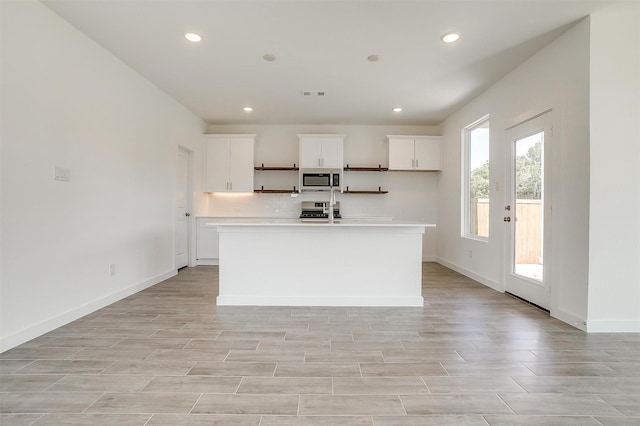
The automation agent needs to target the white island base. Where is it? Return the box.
[216,220,428,307]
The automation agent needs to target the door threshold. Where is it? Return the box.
[505,291,550,314]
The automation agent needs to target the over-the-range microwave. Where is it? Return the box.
[300,172,340,191]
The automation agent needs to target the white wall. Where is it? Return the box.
[438,19,591,327]
[0,1,207,351]
[206,124,440,259]
[587,3,640,331]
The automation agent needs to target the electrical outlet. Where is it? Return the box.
[108,264,116,276]
[468,250,473,259]
[54,166,71,182]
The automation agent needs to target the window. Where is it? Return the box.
[462,116,490,239]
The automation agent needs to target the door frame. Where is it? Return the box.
[176,145,193,269]
[503,110,553,310]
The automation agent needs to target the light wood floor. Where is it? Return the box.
[1,263,639,425]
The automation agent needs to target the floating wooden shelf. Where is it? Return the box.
[344,186,388,194]
[254,185,298,194]
[254,189,299,194]
[254,164,299,171]
[343,190,389,194]
[343,165,388,172]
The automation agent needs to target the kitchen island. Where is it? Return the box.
[214,219,432,307]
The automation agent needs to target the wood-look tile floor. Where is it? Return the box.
[2,263,639,425]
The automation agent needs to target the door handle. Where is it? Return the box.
[503,217,511,222]
[185,212,191,217]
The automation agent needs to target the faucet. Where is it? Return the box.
[328,186,336,224]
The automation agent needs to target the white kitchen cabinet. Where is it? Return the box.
[205,134,255,192]
[196,218,221,264]
[298,134,344,169]
[388,135,442,171]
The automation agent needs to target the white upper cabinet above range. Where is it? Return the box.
[387,135,442,171]
[298,134,344,169]
[204,134,255,192]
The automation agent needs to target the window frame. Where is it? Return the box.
[461,115,491,242]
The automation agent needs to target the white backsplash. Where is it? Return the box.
[206,191,388,219]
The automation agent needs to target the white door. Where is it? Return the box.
[414,137,442,170]
[504,112,552,309]
[320,138,342,169]
[299,136,323,168]
[204,138,230,192]
[175,147,191,269]
[388,138,416,170]
[228,137,254,192]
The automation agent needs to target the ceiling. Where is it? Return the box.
[42,1,611,126]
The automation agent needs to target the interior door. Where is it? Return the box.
[175,147,191,269]
[504,112,551,309]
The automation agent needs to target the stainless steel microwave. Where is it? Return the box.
[301,172,340,191]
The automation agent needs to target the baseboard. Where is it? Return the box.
[551,309,587,331]
[435,256,502,292]
[586,319,640,333]
[0,269,177,352]
[196,259,219,266]
[217,295,424,307]
[422,255,436,262]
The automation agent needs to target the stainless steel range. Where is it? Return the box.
[299,201,341,221]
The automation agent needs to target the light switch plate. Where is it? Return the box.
[54,166,71,182]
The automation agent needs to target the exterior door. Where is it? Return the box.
[504,112,551,309]
[175,147,191,269]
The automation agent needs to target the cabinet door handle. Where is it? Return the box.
[416,159,419,168]
[229,182,232,191]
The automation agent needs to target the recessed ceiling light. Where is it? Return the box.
[392,107,403,112]
[367,54,380,62]
[263,54,276,62]
[184,33,202,42]
[441,32,460,43]
[243,107,253,112]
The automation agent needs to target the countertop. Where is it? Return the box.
[204,217,435,227]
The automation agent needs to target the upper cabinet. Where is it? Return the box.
[298,134,345,169]
[204,134,255,192]
[387,135,442,171]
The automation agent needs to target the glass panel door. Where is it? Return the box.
[513,132,544,282]
[504,111,551,310]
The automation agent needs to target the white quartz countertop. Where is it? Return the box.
[205,218,435,227]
